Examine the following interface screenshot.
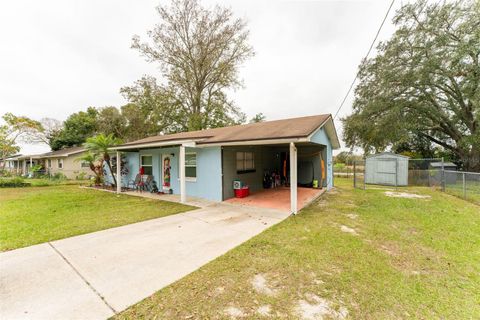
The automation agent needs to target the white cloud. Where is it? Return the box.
[0,0,401,154]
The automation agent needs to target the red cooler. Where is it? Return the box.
[234,186,249,198]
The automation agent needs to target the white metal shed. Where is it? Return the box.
[365,153,409,186]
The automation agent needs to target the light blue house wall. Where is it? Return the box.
[310,127,333,189]
[121,146,223,201]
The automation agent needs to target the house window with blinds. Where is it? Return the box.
[185,153,197,180]
[141,155,153,175]
[236,151,255,173]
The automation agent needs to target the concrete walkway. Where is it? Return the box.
[0,203,290,320]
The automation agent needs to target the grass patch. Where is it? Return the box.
[0,177,87,188]
[115,178,480,319]
[0,186,195,251]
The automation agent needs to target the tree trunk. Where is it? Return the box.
[105,159,117,188]
[464,148,480,172]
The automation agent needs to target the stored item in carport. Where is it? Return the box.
[234,186,249,198]
[233,180,243,189]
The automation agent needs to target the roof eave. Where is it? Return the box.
[306,116,341,149]
[111,139,198,151]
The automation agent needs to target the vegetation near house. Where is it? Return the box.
[115,179,480,319]
[76,151,103,185]
[342,0,480,171]
[48,107,98,151]
[0,113,43,169]
[249,112,266,123]
[83,134,122,187]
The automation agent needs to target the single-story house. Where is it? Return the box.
[3,146,90,179]
[38,146,90,179]
[111,114,340,214]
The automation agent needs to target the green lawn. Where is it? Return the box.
[116,178,480,319]
[0,186,195,251]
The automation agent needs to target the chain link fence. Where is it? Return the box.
[444,170,480,205]
[352,157,480,205]
[353,160,366,190]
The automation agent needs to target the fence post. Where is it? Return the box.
[363,160,366,190]
[441,157,445,192]
[463,172,466,200]
[353,161,356,189]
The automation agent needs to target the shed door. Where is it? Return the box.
[374,159,396,185]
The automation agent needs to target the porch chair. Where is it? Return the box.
[128,173,145,192]
[144,175,154,192]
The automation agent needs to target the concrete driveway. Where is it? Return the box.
[0,203,290,320]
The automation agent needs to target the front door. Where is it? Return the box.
[161,154,172,192]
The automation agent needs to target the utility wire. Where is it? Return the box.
[333,0,396,120]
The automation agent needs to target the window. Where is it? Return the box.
[48,159,52,168]
[57,159,63,169]
[141,155,153,175]
[185,153,197,179]
[236,151,255,173]
[80,161,90,168]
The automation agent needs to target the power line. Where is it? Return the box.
[333,0,396,120]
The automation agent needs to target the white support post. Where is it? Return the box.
[290,142,298,214]
[22,160,26,175]
[180,145,186,203]
[116,151,121,194]
[17,160,19,174]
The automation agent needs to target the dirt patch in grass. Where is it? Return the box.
[346,213,358,220]
[340,225,358,235]
[257,305,271,316]
[377,241,402,257]
[251,274,277,296]
[296,293,348,320]
[385,191,431,199]
[225,306,245,318]
[372,239,442,276]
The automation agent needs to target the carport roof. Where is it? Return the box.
[113,114,340,150]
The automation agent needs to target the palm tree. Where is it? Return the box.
[76,151,102,185]
[84,134,122,187]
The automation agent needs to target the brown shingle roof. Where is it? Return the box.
[40,146,86,158]
[120,114,332,147]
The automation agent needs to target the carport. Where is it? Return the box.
[221,142,329,213]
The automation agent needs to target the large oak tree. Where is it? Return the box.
[343,0,480,170]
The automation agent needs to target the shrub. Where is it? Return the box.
[0,177,31,188]
[76,172,88,180]
[51,172,67,181]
